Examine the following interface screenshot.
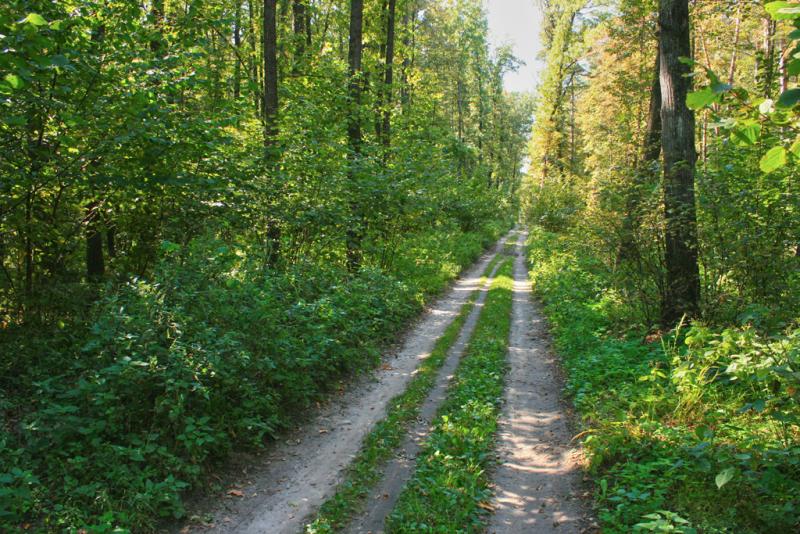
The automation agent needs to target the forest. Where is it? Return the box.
[526,0,800,531]
[0,0,798,532]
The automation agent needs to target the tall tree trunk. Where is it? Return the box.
[234,1,242,99]
[346,0,364,272]
[728,2,742,85]
[617,50,661,261]
[263,0,278,145]
[659,0,701,326]
[263,0,281,266]
[292,0,307,73]
[381,0,397,156]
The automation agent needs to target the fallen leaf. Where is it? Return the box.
[477,501,495,512]
[227,489,244,497]
[318,428,329,434]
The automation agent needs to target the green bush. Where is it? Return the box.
[0,221,508,532]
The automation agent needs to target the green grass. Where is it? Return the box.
[385,258,514,533]
[525,227,800,533]
[304,254,505,533]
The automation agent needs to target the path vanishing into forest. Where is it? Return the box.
[183,229,589,533]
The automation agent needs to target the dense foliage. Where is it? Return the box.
[523,0,800,531]
[0,0,528,530]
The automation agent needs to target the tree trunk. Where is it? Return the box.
[85,202,105,281]
[381,0,397,156]
[292,0,307,73]
[346,0,364,272]
[234,1,242,99]
[659,0,701,326]
[263,0,279,145]
[619,52,663,263]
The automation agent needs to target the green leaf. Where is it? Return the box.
[715,467,736,489]
[3,73,22,89]
[760,146,787,173]
[788,59,800,77]
[20,13,48,26]
[777,88,800,108]
[790,137,800,158]
[686,87,720,110]
[789,29,800,39]
[731,121,761,146]
[766,1,800,20]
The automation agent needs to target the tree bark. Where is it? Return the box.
[85,202,105,280]
[381,0,397,155]
[263,0,279,145]
[659,0,700,326]
[292,0,307,73]
[346,0,364,272]
[234,1,242,99]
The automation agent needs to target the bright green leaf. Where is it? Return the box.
[760,146,787,173]
[715,467,736,489]
[731,121,761,146]
[790,137,800,158]
[3,73,22,89]
[686,87,720,110]
[20,13,48,26]
[766,1,800,20]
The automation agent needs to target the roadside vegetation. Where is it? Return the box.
[525,2,800,531]
[386,258,514,532]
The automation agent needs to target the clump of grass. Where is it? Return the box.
[385,258,514,532]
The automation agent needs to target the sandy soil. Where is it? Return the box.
[487,229,589,533]
[181,235,509,534]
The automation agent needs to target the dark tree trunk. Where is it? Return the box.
[619,51,662,263]
[346,0,364,273]
[85,202,105,281]
[659,0,700,326]
[263,0,279,145]
[234,1,242,99]
[292,0,307,73]
[263,0,281,266]
[381,0,396,153]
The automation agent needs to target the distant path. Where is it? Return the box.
[487,228,588,533]
[185,233,510,534]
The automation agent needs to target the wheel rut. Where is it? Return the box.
[344,248,506,534]
[487,228,588,533]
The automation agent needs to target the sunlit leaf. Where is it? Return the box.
[760,146,787,173]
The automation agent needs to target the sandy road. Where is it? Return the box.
[487,228,587,533]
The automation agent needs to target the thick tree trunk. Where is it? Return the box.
[659,0,701,326]
[346,0,364,272]
[381,0,396,153]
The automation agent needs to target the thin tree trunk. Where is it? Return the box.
[263,0,280,266]
[234,1,242,99]
[381,0,397,155]
[263,0,278,145]
[728,2,741,85]
[659,0,701,326]
[346,0,364,272]
[292,0,307,73]
[85,201,104,280]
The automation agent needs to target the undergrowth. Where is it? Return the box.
[0,221,508,533]
[385,258,514,533]
[526,227,800,533]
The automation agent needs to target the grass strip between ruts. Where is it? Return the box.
[304,252,506,533]
[385,257,514,533]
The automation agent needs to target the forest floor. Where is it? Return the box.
[179,229,591,533]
